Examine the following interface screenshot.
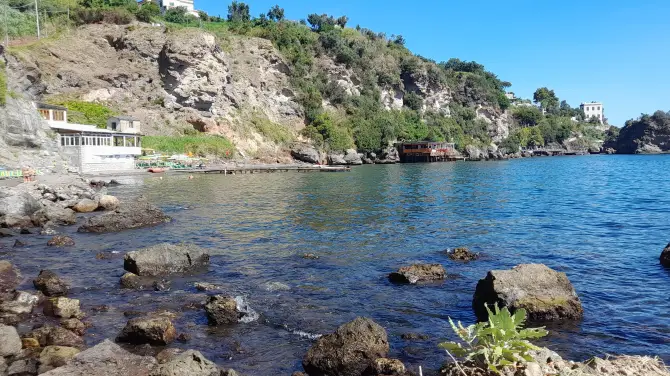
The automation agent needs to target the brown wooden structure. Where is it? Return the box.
[396,141,461,162]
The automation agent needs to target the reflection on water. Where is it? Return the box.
[3,155,670,375]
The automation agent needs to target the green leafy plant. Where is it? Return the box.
[439,305,548,374]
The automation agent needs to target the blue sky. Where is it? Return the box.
[197,0,670,126]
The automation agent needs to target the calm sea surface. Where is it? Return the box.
[3,155,670,375]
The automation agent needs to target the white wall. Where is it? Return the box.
[79,146,141,173]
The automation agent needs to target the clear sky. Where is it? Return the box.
[197,0,670,126]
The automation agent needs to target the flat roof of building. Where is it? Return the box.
[35,102,67,111]
[109,115,139,121]
[49,122,140,135]
[580,102,602,106]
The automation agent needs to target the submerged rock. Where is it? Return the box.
[660,243,670,267]
[388,264,446,284]
[119,272,151,290]
[34,270,69,297]
[204,295,258,325]
[123,243,210,277]
[472,263,583,322]
[39,339,157,376]
[47,235,75,247]
[303,317,389,376]
[194,282,222,291]
[446,247,479,261]
[116,316,177,346]
[77,199,171,233]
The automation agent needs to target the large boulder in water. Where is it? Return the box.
[77,199,171,233]
[388,264,446,284]
[39,339,157,376]
[660,243,670,267]
[116,316,176,346]
[204,295,258,325]
[472,264,583,322]
[123,243,210,277]
[291,143,322,164]
[26,325,85,348]
[303,317,389,376]
[33,270,69,296]
[0,187,41,217]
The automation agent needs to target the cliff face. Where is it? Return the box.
[614,111,670,154]
[5,24,511,160]
[0,97,67,171]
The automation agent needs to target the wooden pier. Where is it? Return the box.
[171,164,351,175]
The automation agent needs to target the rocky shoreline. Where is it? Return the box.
[1,178,669,376]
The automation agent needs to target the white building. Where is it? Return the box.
[580,102,604,123]
[36,103,142,174]
[158,0,199,17]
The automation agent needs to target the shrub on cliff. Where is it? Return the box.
[0,61,6,107]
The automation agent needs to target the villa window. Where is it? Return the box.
[111,122,117,131]
[39,109,50,120]
[53,111,65,121]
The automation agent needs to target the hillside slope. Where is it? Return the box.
[3,20,513,162]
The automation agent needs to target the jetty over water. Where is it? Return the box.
[172,164,351,175]
[521,146,588,156]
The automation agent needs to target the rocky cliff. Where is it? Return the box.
[613,111,670,154]
[4,23,512,163]
[0,97,67,171]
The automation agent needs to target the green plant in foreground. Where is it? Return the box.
[439,305,548,374]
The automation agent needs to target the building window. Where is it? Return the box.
[597,106,600,111]
[39,109,50,120]
[111,122,117,131]
[53,111,65,121]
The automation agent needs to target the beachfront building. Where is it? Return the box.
[158,0,199,16]
[396,141,459,162]
[35,103,142,174]
[580,101,604,123]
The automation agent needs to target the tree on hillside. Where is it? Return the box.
[136,1,161,22]
[533,87,559,111]
[267,5,284,21]
[512,106,543,127]
[307,13,339,32]
[227,1,250,22]
[164,6,190,23]
[336,15,348,28]
[393,34,406,46]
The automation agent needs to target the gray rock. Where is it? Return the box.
[465,145,484,160]
[124,243,210,277]
[291,143,322,164]
[116,316,177,345]
[303,317,389,376]
[343,149,363,165]
[77,199,171,233]
[472,263,584,322]
[446,247,479,261]
[327,152,347,165]
[1,214,33,229]
[660,243,670,267]
[119,272,152,290]
[26,325,85,348]
[60,318,88,336]
[149,350,223,376]
[388,264,446,284]
[0,324,22,357]
[31,203,76,226]
[39,339,157,376]
[7,358,38,376]
[33,270,69,297]
[0,290,40,315]
[0,187,41,217]
[38,345,81,374]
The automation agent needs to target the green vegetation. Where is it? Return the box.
[250,114,293,144]
[142,135,235,158]
[47,99,117,128]
[440,305,548,374]
[0,61,7,107]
